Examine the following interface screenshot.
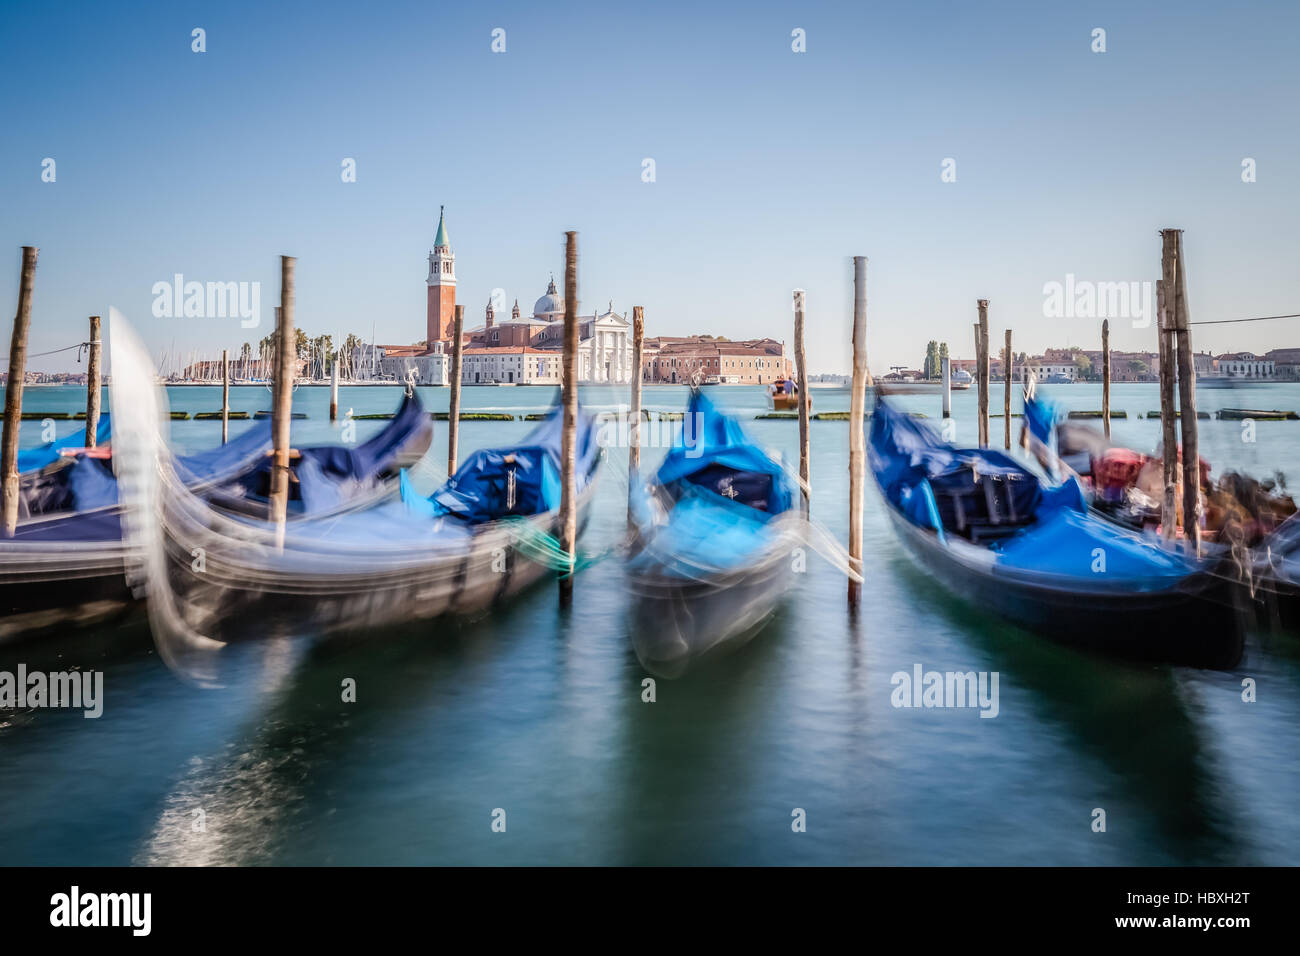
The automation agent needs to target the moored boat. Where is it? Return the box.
[627,390,807,677]
[0,375,432,643]
[871,395,1243,668]
[107,313,601,679]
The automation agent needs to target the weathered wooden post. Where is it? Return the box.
[793,289,811,504]
[941,355,951,419]
[220,348,230,444]
[1169,228,1201,553]
[2,247,37,538]
[559,232,580,607]
[1101,319,1111,439]
[85,315,102,448]
[1003,329,1012,450]
[848,256,868,607]
[329,348,339,422]
[1155,276,1178,540]
[447,304,464,474]
[627,305,644,528]
[977,300,990,448]
[269,256,295,547]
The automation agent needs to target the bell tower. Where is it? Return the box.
[426,206,456,349]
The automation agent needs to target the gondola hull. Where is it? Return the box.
[884,505,1244,668]
[628,523,800,678]
[0,390,432,644]
[151,485,597,645]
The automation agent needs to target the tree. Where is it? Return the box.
[311,334,334,377]
[1128,359,1148,377]
[923,340,939,379]
[1075,353,1093,380]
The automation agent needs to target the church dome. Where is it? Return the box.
[533,278,564,318]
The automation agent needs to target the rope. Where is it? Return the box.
[1190,312,1300,326]
[0,341,89,362]
[498,515,610,577]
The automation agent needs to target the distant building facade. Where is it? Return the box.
[464,280,634,383]
[1215,352,1275,378]
[641,335,791,384]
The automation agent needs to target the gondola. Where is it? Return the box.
[627,390,807,677]
[106,313,600,678]
[0,378,432,642]
[1022,387,1300,636]
[870,394,1243,668]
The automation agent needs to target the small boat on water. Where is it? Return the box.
[870,395,1243,668]
[627,390,807,677]
[0,380,432,642]
[107,314,601,677]
[767,379,808,412]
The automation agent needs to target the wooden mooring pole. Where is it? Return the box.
[793,289,811,505]
[329,349,339,422]
[447,305,464,474]
[559,231,579,608]
[85,315,102,448]
[1168,228,1201,554]
[1003,329,1012,450]
[977,300,990,448]
[627,305,644,527]
[1155,276,1178,541]
[848,256,868,608]
[220,348,229,444]
[1101,319,1111,439]
[269,256,295,548]
[941,355,951,419]
[2,246,37,538]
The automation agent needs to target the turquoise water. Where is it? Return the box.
[3,381,1300,864]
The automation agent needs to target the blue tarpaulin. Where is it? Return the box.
[870,397,1207,587]
[406,404,598,524]
[17,415,112,474]
[629,391,799,579]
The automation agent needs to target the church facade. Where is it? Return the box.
[365,209,636,385]
[468,279,634,384]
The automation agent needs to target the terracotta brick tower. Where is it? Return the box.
[426,206,455,349]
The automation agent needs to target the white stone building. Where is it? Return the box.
[459,347,562,385]
[467,280,634,383]
[1215,352,1275,378]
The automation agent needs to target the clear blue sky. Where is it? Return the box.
[2,0,1297,374]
